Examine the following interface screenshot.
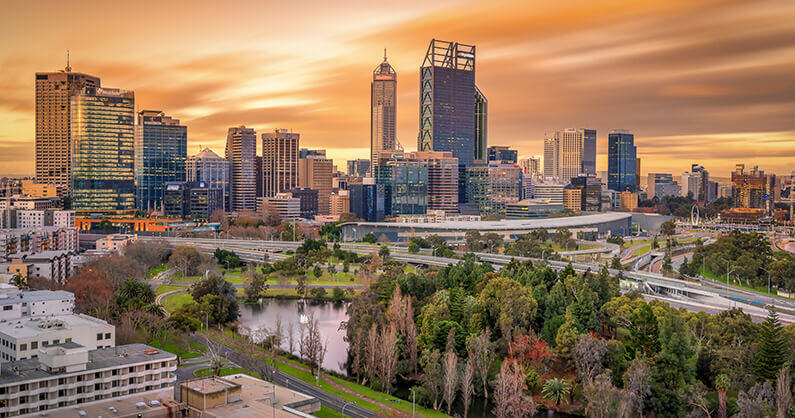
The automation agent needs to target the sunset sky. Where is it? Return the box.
[0,0,793,178]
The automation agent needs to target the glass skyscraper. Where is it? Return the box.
[187,147,230,211]
[607,130,637,192]
[70,87,135,213]
[374,154,428,216]
[134,110,187,211]
[474,86,488,162]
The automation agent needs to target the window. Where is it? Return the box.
[2,306,11,311]
[20,344,26,351]
[52,340,59,345]
[30,342,37,349]
[65,338,71,343]
[96,333,103,340]
[19,396,26,404]
[104,333,111,339]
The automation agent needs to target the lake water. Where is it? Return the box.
[238,299,350,374]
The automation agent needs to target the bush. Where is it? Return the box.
[362,233,377,243]
[332,287,345,302]
[309,287,327,299]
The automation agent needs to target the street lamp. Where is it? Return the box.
[760,267,772,304]
[409,387,416,417]
[721,258,738,305]
[341,401,356,418]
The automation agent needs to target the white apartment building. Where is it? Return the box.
[15,211,74,229]
[94,234,137,253]
[0,343,176,417]
[0,314,115,362]
[0,286,74,321]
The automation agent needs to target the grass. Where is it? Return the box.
[314,405,347,418]
[145,264,168,279]
[148,337,204,360]
[194,366,261,379]
[155,284,186,296]
[698,267,792,300]
[163,292,193,312]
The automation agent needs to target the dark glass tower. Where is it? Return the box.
[474,86,488,162]
[607,130,637,192]
[134,110,187,212]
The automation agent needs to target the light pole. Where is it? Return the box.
[409,387,416,417]
[760,267,772,304]
[341,401,356,418]
[721,258,738,305]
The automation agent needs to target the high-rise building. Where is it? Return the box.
[134,110,187,212]
[288,187,319,219]
[570,176,602,212]
[347,159,371,177]
[682,164,709,202]
[474,87,488,162]
[35,66,101,193]
[225,126,257,212]
[410,151,458,213]
[531,181,566,206]
[371,50,398,172]
[464,166,490,215]
[187,148,230,212]
[620,191,638,211]
[329,190,350,217]
[563,185,582,214]
[374,152,428,216]
[418,39,479,167]
[731,164,775,211]
[349,179,385,222]
[485,162,522,215]
[299,153,333,214]
[647,173,680,198]
[262,129,299,198]
[607,130,637,193]
[520,157,541,179]
[554,128,596,181]
[70,87,135,213]
[487,146,518,164]
[543,136,558,179]
[635,158,642,192]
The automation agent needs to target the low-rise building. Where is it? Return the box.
[329,190,350,218]
[620,191,638,211]
[563,185,582,214]
[505,199,565,219]
[0,313,115,361]
[15,210,74,229]
[95,234,138,252]
[6,250,74,283]
[0,286,74,321]
[258,193,301,221]
[0,343,176,417]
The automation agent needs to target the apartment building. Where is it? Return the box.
[15,211,74,229]
[0,343,176,417]
[0,313,114,362]
[0,287,74,321]
[6,251,74,283]
[94,234,137,253]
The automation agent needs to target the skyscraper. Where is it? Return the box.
[347,159,371,177]
[520,157,541,179]
[682,164,709,202]
[418,39,484,168]
[487,146,518,164]
[411,151,459,213]
[374,152,428,216]
[225,126,257,212]
[70,87,136,213]
[607,129,637,193]
[35,66,100,192]
[543,136,558,179]
[555,128,596,181]
[570,175,602,212]
[262,129,299,198]
[187,148,230,211]
[299,152,333,214]
[474,86,488,162]
[371,50,398,172]
[134,110,187,212]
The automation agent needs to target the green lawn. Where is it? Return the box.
[155,285,186,296]
[194,366,261,379]
[163,292,193,312]
[699,267,792,300]
[314,405,347,418]
[170,274,200,284]
[223,270,247,284]
[148,337,204,360]
[145,264,168,279]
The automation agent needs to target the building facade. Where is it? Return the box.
[225,126,257,212]
[262,129,299,198]
[487,146,517,164]
[186,148,230,212]
[474,87,488,163]
[298,154,333,215]
[374,154,428,216]
[349,180,385,222]
[371,52,399,172]
[570,176,602,212]
[607,130,637,193]
[288,188,319,219]
[647,173,680,198]
[347,159,371,177]
[70,87,136,213]
[134,110,187,212]
[410,151,458,213]
[554,128,596,181]
[35,69,101,193]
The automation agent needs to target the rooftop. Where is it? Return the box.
[0,344,175,386]
[0,289,73,307]
[342,212,631,231]
[0,314,109,339]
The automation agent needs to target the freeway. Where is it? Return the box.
[142,236,795,323]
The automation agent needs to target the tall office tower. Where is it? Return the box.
[635,158,641,192]
[134,110,187,212]
[486,162,522,215]
[570,176,602,212]
[607,130,637,193]
[35,66,100,193]
[647,173,680,198]
[262,129,299,198]
[70,87,135,213]
[487,146,518,164]
[255,156,263,198]
[347,159,371,177]
[682,164,710,202]
[410,151,459,213]
[374,152,428,216]
[543,136,558,179]
[464,166,489,215]
[554,128,596,181]
[225,126,257,212]
[474,87,488,162]
[520,157,541,178]
[371,50,399,173]
[186,148,230,211]
[299,153,334,214]
[349,178,385,222]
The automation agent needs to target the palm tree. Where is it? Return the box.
[715,374,730,418]
[541,378,571,409]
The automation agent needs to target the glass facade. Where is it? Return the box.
[571,176,602,212]
[349,182,385,222]
[70,87,135,213]
[375,158,428,216]
[226,126,257,212]
[134,110,187,211]
[607,131,637,192]
[186,148,230,211]
[474,87,488,162]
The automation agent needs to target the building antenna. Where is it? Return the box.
[383,48,387,62]
[65,50,71,72]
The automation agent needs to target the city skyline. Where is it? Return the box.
[1,0,794,177]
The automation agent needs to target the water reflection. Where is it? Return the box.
[238,299,350,374]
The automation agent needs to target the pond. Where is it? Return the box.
[238,299,350,374]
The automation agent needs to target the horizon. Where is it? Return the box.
[1,0,794,177]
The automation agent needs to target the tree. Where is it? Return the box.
[378,324,399,393]
[461,358,475,418]
[421,348,443,410]
[244,267,268,300]
[623,357,652,418]
[168,246,205,277]
[379,244,390,260]
[714,373,730,418]
[408,241,420,254]
[442,349,459,414]
[65,270,115,319]
[661,220,676,237]
[582,373,628,418]
[574,333,608,382]
[467,329,495,400]
[685,382,712,418]
[655,310,694,390]
[492,361,536,418]
[755,307,787,381]
[541,378,571,409]
[736,381,776,418]
[362,232,377,243]
[9,274,26,289]
[115,278,155,310]
[477,277,537,345]
[627,302,660,358]
[611,256,624,270]
[123,239,171,269]
[776,365,791,418]
[313,265,322,278]
[465,230,484,252]
[483,232,503,254]
[191,273,239,323]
